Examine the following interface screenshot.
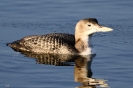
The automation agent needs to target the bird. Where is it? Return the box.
[7,18,113,55]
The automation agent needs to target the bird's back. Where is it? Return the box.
[7,33,78,54]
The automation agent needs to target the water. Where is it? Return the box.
[0,0,133,88]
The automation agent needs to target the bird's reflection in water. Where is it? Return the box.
[20,52,109,88]
[74,55,108,88]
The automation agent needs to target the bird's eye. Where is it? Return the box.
[88,25,91,27]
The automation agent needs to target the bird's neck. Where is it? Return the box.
[75,35,93,55]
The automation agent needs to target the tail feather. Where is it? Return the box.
[6,43,11,46]
[6,41,28,52]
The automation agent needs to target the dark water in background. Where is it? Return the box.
[0,0,133,88]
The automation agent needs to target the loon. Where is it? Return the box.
[7,18,113,55]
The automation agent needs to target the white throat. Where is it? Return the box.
[80,35,96,55]
[75,35,96,55]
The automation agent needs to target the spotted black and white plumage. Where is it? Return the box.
[7,33,78,54]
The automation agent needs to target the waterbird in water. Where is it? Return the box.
[7,18,113,55]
